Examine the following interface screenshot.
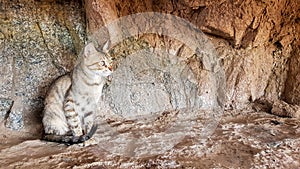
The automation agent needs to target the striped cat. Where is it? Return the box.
[42,42,113,145]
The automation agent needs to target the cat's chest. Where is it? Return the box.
[75,92,98,104]
[73,95,97,113]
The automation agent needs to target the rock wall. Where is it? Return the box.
[283,44,300,104]
[85,0,299,109]
[0,0,85,131]
[0,0,299,132]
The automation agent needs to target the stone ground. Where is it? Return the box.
[0,110,299,169]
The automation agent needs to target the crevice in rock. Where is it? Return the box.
[240,17,259,49]
[0,98,14,121]
[4,100,14,123]
[35,21,66,74]
[202,26,235,47]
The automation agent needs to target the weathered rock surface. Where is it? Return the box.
[1,111,300,168]
[86,0,299,110]
[0,0,297,131]
[0,0,299,168]
[252,98,300,119]
[0,0,85,130]
[83,2,298,131]
[283,45,300,104]
[271,100,300,119]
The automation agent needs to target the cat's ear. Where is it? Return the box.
[102,40,110,53]
[84,43,98,57]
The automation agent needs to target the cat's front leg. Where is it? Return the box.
[83,111,94,133]
[82,111,98,146]
[64,94,83,136]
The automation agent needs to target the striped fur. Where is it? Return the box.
[42,42,112,144]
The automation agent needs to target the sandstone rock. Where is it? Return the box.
[0,0,299,168]
[85,0,299,110]
[271,100,300,119]
[0,0,298,132]
[283,45,300,104]
[252,98,300,119]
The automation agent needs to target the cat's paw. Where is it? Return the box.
[44,126,67,135]
[72,128,84,136]
[83,138,98,147]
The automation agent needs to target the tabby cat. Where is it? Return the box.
[42,42,113,145]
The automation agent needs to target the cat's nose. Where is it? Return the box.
[108,66,113,71]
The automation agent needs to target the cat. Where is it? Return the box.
[42,42,113,145]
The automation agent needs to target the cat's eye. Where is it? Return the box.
[99,61,106,66]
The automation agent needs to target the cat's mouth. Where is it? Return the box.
[101,69,113,77]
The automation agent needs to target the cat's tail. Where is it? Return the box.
[43,124,98,145]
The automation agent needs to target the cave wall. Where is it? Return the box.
[0,0,85,131]
[0,0,299,131]
[85,0,299,109]
[283,44,300,104]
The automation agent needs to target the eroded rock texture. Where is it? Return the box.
[0,0,299,168]
[0,0,297,131]
[86,0,299,110]
[0,0,85,130]
[1,111,300,168]
[283,45,300,104]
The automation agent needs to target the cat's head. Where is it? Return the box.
[82,42,113,77]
